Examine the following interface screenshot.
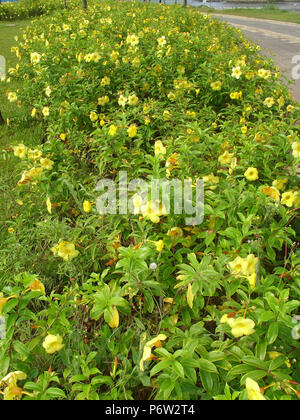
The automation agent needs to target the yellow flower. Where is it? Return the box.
[220,314,234,324]
[108,306,119,329]
[46,197,52,214]
[243,254,258,276]
[42,106,50,117]
[110,50,119,61]
[167,227,183,238]
[241,126,248,135]
[98,96,110,106]
[84,53,93,63]
[29,279,45,295]
[0,293,16,315]
[108,124,118,136]
[281,191,296,207]
[264,97,275,108]
[230,91,242,100]
[141,201,166,224]
[163,110,171,120]
[287,105,295,113]
[13,144,27,159]
[127,124,137,138]
[278,96,285,107]
[17,170,31,186]
[292,142,300,158]
[272,179,287,191]
[91,52,101,63]
[45,86,52,97]
[229,254,258,277]
[229,256,245,275]
[153,240,164,253]
[52,241,79,261]
[128,94,139,106]
[28,149,42,160]
[90,111,98,122]
[31,108,38,118]
[132,193,143,214]
[211,81,222,91]
[260,186,280,203]
[245,71,254,80]
[126,34,139,46]
[187,283,195,309]
[218,150,234,165]
[245,378,266,401]
[157,36,167,47]
[101,76,110,87]
[230,318,255,338]
[247,273,257,289]
[42,334,64,354]
[7,92,17,102]
[0,371,27,400]
[140,334,167,371]
[83,200,92,213]
[118,94,127,107]
[30,52,41,65]
[168,92,176,101]
[244,167,258,181]
[154,140,166,157]
[232,66,242,79]
[40,158,54,170]
[29,167,43,179]
[203,173,219,188]
[0,371,27,387]
[258,68,271,80]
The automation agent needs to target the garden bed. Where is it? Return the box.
[0,0,299,401]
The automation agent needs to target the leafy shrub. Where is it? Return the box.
[1,0,300,400]
[0,0,68,21]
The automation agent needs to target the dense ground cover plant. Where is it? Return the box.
[0,0,73,21]
[0,0,300,400]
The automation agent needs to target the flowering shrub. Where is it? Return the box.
[0,0,65,21]
[1,0,300,400]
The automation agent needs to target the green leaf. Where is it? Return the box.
[13,341,31,360]
[269,356,287,371]
[226,364,254,381]
[198,359,218,374]
[45,388,66,399]
[69,374,89,383]
[240,370,267,385]
[150,360,171,377]
[243,356,269,370]
[266,323,278,344]
[172,361,185,378]
[91,376,113,386]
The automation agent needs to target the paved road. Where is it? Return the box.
[213,14,300,101]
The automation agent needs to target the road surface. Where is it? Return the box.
[213,14,300,102]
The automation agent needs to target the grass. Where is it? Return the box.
[200,5,300,24]
[0,20,43,254]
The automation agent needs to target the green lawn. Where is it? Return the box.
[200,6,300,25]
[0,20,43,251]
